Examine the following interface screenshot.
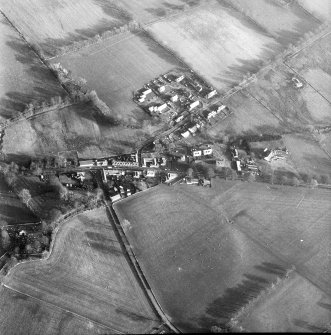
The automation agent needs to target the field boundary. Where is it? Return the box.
[2,283,122,334]
[107,201,180,333]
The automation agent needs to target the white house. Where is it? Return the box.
[193,150,202,157]
[206,90,217,99]
[203,148,213,156]
[181,131,190,138]
[176,75,184,83]
[170,95,178,102]
[189,100,200,111]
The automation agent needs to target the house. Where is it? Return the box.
[188,124,198,134]
[146,170,156,177]
[167,173,178,181]
[176,115,184,123]
[110,194,122,203]
[176,75,185,83]
[158,86,166,93]
[79,160,95,168]
[215,105,227,114]
[203,148,213,156]
[206,89,217,99]
[133,171,142,178]
[181,131,190,138]
[96,159,108,167]
[142,88,152,96]
[189,100,200,111]
[103,169,123,182]
[157,103,168,113]
[170,95,178,102]
[142,157,158,168]
[203,109,217,119]
[193,150,202,157]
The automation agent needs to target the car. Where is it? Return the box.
[292,77,303,88]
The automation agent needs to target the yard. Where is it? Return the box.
[114,180,331,332]
[52,31,184,123]
[0,16,66,122]
[3,207,160,334]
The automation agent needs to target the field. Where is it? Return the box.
[203,89,282,138]
[246,63,331,130]
[224,0,319,45]
[297,0,331,22]
[287,33,331,102]
[0,176,39,226]
[148,1,282,93]
[114,180,331,332]
[52,31,184,122]
[235,272,331,332]
[2,207,160,334]
[283,133,331,177]
[0,285,112,335]
[1,101,152,157]
[0,16,66,122]
[0,0,133,58]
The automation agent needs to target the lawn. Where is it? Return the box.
[0,16,66,122]
[0,285,112,335]
[52,31,184,122]
[0,0,133,58]
[224,0,319,46]
[147,1,282,93]
[235,272,331,332]
[114,180,331,332]
[2,101,150,157]
[3,207,160,334]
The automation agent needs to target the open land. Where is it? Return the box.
[52,31,184,123]
[3,207,160,334]
[0,0,133,58]
[114,180,331,332]
[297,0,331,22]
[148,1,281,92]
[287,32,331,102]
[224,0,320,45]
[0,284,112,335]
[235,272,331,332]
[0,16,66,122]
[2,101,150,157]
[246,63,331,130]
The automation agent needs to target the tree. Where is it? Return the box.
[18,189,32,207]
[320,175,330,185]
[309,178,318,188]
[206,167,216,179]
[187,168,194,178]
[291,176,300,187]
[1,228,11,250]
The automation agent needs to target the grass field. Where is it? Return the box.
[3,207,160,334]
[297,0,331,22]
[148,1,281,92]
[246,63,331,130]
[1,101,151,157]
[0,176,39,226]
[0,285,112,335]
[224,0,319,45]
[52,31,184,122]
[0,0,134,57]
[114,180,331,331]
[204,89,282,138]
[0,16,66,122]
[283,133,331,177]
[236,272,331,332]
[287,33,331,102]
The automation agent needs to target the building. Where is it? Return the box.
[77,172,85,181]
[176,75,185,83]
[142,157,158,168]
[110,194,121,203]
[167,173,178,181]
[158,86,166,93]
[193,150,202,157]
[157,103,168,113]
[79,160,95,168]
[96,159,108,167]
[146,170,156,177]
[181,131,190,138]
[133,171,142,178]
[176,115,184,123]
[112,161,139,168]
[189,100,200,111]
[103,169,123,182]
[203,148,213,156]
[236,160,241,172]
[170,95,178,102]
[142,88,152,96]
[188,124,199,134]
[206,89,217,99]
[202,109,216,119]
[186,178,199,185]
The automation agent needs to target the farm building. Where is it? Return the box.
[112,160,139,168]
[79,160,95,168]
[146,170,156,177]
